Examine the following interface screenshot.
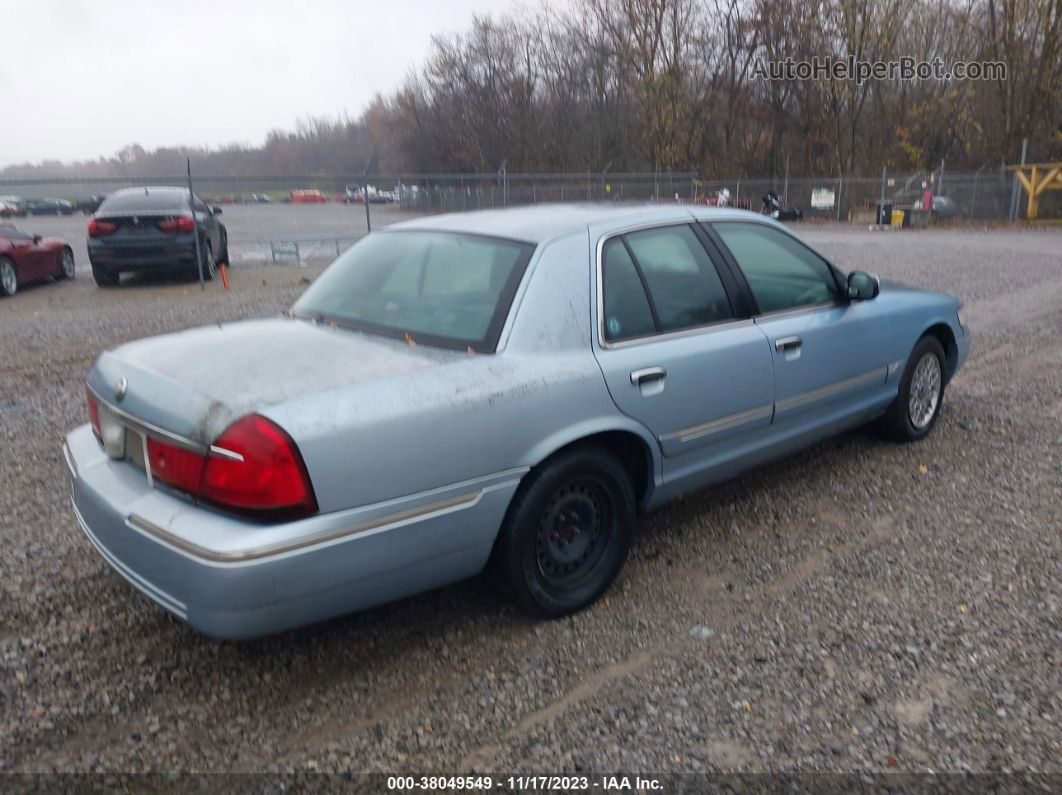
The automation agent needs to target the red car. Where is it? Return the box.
[0,223,75,297]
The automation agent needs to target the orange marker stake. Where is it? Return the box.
[220,263,229,290]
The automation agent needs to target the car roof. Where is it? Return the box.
[109,186,190,196]
[388,203,774,244]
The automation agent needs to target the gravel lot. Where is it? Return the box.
[0,218,1059,779]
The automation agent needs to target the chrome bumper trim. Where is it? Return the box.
[63,442,78,480]
[126,490,484,564]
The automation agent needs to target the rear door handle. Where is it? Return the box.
[630,366,667,385]
[775,336,802,352]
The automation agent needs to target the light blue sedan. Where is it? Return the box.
[64,205,970,638]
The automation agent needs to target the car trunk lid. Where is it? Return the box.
[87,316,463,446]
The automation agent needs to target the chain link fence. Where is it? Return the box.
[0,166,1049,288]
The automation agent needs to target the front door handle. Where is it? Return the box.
[630,366,667,385]
[775,336,802,352]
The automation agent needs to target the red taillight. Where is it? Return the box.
[87,219,116,237]
[86,390,101,438]
[145,414,316,521]
[201,415,316,516]
[157,215,195,233]
[147,437,206,495]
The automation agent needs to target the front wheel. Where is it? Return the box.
[493,446,634,617]
[0,257,18,297]
[875,335,946,441]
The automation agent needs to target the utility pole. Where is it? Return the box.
[187,158,203,289]
[362,155,372,232]
[1009,138,1027,221]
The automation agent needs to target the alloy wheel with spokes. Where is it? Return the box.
[875,334,947,442]
[60,249,75,279]
[0,258,17,296]
[908,352,942,429]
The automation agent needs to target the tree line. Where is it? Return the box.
[3,0,1059,184]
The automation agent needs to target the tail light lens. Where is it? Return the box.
[158,215,195,233]
[146,414,316,521]
[87,219,116,237]
[86,390,101,438]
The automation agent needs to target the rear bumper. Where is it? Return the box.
[64,424,521,639]
[88,239,197,270]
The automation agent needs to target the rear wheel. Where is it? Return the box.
[59,248,75,280]
[875,335,946,441]
[197,240,215,281]
[493,446,634,617]
[0,257,17,297]
[92,265,119,287]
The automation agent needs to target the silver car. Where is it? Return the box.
[64,205,970,638]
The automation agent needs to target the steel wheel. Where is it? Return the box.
[908,352,942,428]
[0,258,17,296]
[60,249,75,279]
[535,479,612,588]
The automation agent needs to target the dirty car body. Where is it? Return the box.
[64,205,970,638]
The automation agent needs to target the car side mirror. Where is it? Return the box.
[32,234,42,244]
[211,206,223,216]
[846,271,879,301]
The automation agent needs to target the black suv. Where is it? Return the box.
[87,187,228,286]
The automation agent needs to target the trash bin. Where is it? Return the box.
[876,202,893,225]
[891,209,905,229]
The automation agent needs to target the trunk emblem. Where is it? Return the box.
[115,377,128,402]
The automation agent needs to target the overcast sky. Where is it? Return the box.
[1,0,537,167]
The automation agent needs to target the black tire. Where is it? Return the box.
[492,446,634,617]
[0,256,18,297]
[92,265,119,287]
[218,230,229,266]
[875,335,946,442]
[197,240,215,281]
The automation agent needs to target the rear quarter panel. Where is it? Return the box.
[265,231,659,514]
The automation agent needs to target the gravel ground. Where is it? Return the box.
[0,221,1059,779]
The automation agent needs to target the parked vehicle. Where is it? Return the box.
[0,196,27,217]
[0,223,75,297]
[86,186,227,287]
[75,195,108,215]
[345,184,393,203]
[761,190,804,221]
[65,205,970,638]
[25,198,76,216]
[290,189,328,204]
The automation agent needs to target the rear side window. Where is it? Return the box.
[98,191,189,214]
[602,239,656,341]
[600,224,735,343]
[712,222,838,313]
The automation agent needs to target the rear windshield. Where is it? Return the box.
[98,191,190,214]
[292,231,534,352]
